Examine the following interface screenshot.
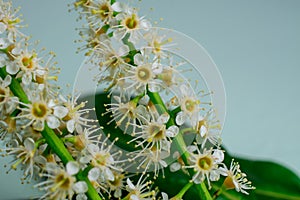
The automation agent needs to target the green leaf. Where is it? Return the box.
[94,93,300,200]
[153,148,300,200]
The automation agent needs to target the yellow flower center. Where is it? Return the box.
[136,65,152,83]
[197,156,213,171]
[92,3,111,20]
[125,14,138,29]
[31,102,48,119]
[223,176,235,190]
[53,173,74,191]
[147,123,165,142]
[182,97,199,113]
[22,56,34,69]
[92,152,110,167]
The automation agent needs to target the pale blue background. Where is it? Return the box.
[2,0,300,199]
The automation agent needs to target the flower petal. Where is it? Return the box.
[54,106,68,118]
[24,138,35,151]
[73,181,88,193]
[88,167,100,181]
[66,161,80,175]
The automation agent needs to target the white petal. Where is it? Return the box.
[166,125,179,137]
[104,168,115,181]
[73,181,88,193]
[11,45,21,55]
[22,72,32,85]
[126,178,135,190]
[34,155,47,165]
[3,75,11,87]
[24,138,35,151]
[175,111,185,126]
[113,29,126,41]
[193,174,202,184]
[158,113,170,124]
[114,189,122,198]
[200,125,208,137]
[47,99,56,108]
[88,167,100,181]
[8,31,14,43]
[162,192,169,200]
[47,116,60,129]
[67,119,75,133]
[118,44,129,56]
[152,62,163,74]
[160,160,168,168]
[186,145,197,153]
[209,170,220,181]
[0,22,7,34]
[148,84,161,93]
[140,19,151,30]
[133,53,144,66]
[111,2,123,12]
[66,161,80,175]
[87,143,99,153]
[33,120,44,131]
[130,194,139,200]
[0,38,8,48]
[46,162,58,172]
[213,149,224,163]
[170,162,181,172]
[54,106,69,118]
[79,156,91,164]
[6,63,19,75]
[76,193,88,200]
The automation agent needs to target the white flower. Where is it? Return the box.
[131,111,178,154]
[118,52,163,94]
[61,94,96,133]
[175,84,200,127]
[93,36,130,86]
[86,0,119,26]
[15,48,44,84]
[195,109,222,148]
[16,95,63,131]
[125,176,155,200]
[0,75,18,116]
[81,138,122,182]
[35,161,88,200]
[4,137,46,180]
[184,147,224,189]
[143,31,174,59]
[105,95,148,134]
[0,1,25,42]
[220,159,255,195]
[113,9,151,44]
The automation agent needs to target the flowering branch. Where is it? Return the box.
[0,0,256,199]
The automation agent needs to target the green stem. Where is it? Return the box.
[147,90,212,200]
[0,67,102,200]
[0,67,29,104]
[172,182,193,199]
[41,124,74,164]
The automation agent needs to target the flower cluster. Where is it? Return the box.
[0,0,255,199]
